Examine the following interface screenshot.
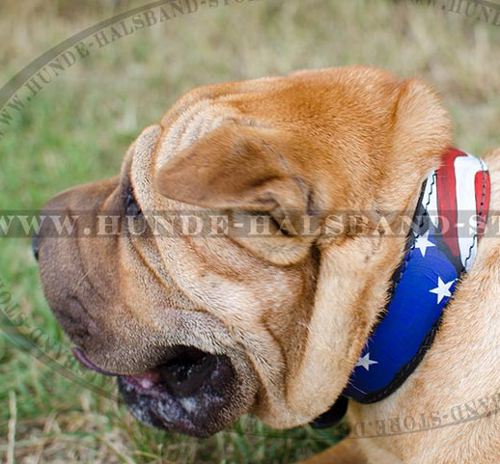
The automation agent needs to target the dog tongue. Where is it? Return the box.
[73,347,162,388]
[123,371,162,390]
[72,347,119,376]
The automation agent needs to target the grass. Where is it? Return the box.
[0,0,499,462]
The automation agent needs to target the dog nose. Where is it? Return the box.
[32,232,41,261]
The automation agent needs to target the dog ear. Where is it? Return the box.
[155,125,310,232]
[154,124,314,264]
[392,79,451,157]
[379,79,452,210]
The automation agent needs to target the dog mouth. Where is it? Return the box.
[73,346,240,437]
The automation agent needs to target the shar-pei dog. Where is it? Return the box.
[34,66,500,463]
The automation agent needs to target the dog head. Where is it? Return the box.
[35,66,451,436]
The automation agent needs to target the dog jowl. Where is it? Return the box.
[34,66,500,463]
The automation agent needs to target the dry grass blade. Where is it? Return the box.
[7,391,17,464]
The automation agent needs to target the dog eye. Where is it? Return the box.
[124,187,142,217]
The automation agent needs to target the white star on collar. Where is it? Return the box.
[429,277,456,304]
[356,353,378,371]
[415,230,436,257]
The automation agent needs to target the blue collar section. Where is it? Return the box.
[342,148,490,403]
[342,219,459,402]
[312,149,491,428]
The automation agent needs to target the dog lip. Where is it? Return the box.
[117,351,239,437]
[72,347,118,376]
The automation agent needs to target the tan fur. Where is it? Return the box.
[36,67,499,463]
[302,150,500,463]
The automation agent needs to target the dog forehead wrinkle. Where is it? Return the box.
[156,100,236,169]
[156,98,212,168]
[130,124,164,216]
[177,110,226,154]
[131,125,162,192]
[135,125,161,160]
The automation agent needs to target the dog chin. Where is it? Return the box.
[116,347,246,437]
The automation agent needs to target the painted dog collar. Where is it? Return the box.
[312,148,491,428]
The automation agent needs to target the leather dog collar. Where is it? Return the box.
[312,148,491,429]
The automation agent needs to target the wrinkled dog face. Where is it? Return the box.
[35,67,451,436]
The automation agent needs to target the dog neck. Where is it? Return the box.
[312,148,491,429]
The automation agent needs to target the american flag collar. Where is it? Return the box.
[311,148,491,429]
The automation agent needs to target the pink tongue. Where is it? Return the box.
[73,347,161,388]
[72,347,118,376]
[125,371,161,389]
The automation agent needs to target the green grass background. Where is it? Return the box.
[0,0,499,462]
